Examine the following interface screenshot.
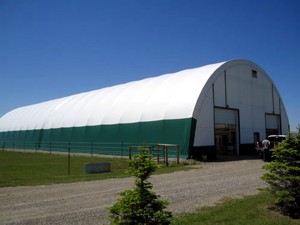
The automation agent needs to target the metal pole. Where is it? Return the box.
[68,141,71,176]
[165,146,169,166]
[129,146,132,160]
[157,145,160,162]
[121,141,124,158]
[176,145,180,164]
[91,141,93,156]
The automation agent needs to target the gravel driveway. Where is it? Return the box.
[0,157,267,225]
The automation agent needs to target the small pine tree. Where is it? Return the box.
[261,126,300,218]
[109,148,172,224]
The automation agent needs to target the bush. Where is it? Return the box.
[261,126,300,218]
[108,148,172,224]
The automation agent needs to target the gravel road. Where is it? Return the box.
[0,157,267,225]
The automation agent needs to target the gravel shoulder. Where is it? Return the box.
[0,157,267,225]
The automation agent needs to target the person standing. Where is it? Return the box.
[262,138,271,161]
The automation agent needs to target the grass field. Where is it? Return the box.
[171,192,300,225]
[1,151,299,224]
[0,150,193,187]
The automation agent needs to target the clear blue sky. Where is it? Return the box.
[1,0,299,131]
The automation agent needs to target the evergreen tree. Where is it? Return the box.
[109,148,172,224]
[262,126,300,218]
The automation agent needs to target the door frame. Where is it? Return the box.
[214,107,240,155]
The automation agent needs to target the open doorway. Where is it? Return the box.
[215,124,237,155]
[214,108,239,155]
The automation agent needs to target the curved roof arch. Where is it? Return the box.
[0,59,288,132]
[0,61,225,132]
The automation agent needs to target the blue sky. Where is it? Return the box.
[0,0,299,131]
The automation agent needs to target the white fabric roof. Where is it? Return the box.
[0,61,225,132]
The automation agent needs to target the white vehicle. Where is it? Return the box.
[256,135,286,161]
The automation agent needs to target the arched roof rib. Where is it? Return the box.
[0,61,226,132]
[192,59,289,120]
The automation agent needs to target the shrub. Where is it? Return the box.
[108,148,172,224]
[261,126,300,218]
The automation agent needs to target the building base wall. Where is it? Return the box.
[191,146,216,161]
[239,143,257,155]
[0,118,194,158]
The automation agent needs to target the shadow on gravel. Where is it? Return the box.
[212,155,260,162]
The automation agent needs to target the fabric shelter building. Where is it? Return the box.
[0,59,289,159]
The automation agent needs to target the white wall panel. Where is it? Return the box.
[266,114,280,129]
[215,108,237,124]
[226,73,239,108]
[213,74,225,107]
[193,86,214,146]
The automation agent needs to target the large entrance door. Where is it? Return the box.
[214,108,239,155]
[266,114,280,136]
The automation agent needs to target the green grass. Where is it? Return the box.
[171,192,300,225]
[2,151,299,224]
[0,150,194,187]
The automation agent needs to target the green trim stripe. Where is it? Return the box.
[0,118,195,158]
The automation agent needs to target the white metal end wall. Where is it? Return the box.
[192,60,289,149]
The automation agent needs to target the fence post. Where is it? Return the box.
[121,141,124,158]
[68,141,71,176]
[157,145,160,162]
[176,145,180,164]
[50,141,52,154]
[165,146,169,166]
[91,141,93,156]
[129,146,132,160]
[163,146,165,163]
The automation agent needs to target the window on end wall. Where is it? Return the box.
[252,70,257,78]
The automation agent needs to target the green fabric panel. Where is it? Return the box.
[0,118,196,157]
